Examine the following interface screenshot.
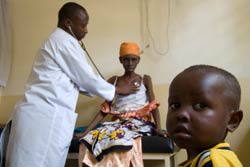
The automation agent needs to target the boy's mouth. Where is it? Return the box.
[173,125,191,138]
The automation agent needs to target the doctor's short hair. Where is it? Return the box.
[181,64,241,110]
[58,2,87,23]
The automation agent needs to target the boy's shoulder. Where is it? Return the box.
[180,142,243,167]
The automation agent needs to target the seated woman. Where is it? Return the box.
[75,42,165,167]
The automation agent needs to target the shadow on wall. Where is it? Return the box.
[236,128,250,166]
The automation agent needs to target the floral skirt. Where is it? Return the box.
[79,118,154,166]
[78,137,143,167]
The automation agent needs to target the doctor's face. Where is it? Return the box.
[70,9,89,40]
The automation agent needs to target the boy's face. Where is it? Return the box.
[166,71,231,152]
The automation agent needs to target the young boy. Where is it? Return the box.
[166,65,243,167]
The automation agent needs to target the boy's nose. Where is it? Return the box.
[176,107,191,122]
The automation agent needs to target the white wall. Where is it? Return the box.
[4,0,250,95]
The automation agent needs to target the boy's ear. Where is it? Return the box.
[227,110,243,132]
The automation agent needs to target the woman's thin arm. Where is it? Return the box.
[74,76,117,138]
[74,111,107,138]
[143,75,161,131]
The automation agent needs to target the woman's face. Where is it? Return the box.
[120,55,140,73]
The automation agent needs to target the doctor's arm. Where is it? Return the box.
[57,41,137,101]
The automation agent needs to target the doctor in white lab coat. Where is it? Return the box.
[1,2,137,167]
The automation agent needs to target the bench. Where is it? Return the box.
[0,126,177,167]
[68,136,177,167]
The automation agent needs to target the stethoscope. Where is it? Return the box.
[68,26,105,79]
[68,26,141,88]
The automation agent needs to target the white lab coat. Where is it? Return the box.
[4,28,115,167]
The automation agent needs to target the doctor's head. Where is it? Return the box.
[58,2,89,40]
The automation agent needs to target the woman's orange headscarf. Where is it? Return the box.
[119,42,140,57]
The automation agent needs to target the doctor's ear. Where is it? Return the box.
[64,19,73,28]
[227,110,243,132]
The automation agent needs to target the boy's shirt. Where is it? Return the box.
[179,142,243,167]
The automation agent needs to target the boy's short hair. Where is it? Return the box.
[182,65,241,110]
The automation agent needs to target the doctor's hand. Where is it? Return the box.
[115,83,139,95]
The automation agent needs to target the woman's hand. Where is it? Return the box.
[155,129,168,138]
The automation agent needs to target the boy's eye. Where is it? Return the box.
[193,103,207,110]
[169,103,180,110]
